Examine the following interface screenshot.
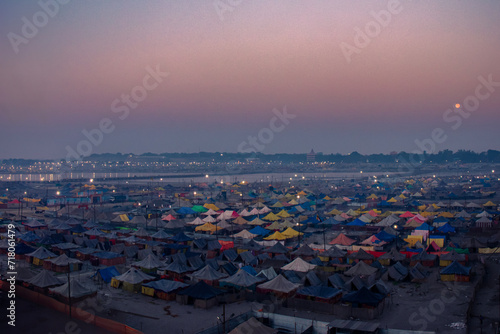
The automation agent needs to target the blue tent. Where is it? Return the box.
[437,223,456,233]
[301,216,319,224]
[378,200,391,207]
[374,230,396,242]
[94,266,120,283]
[177,281,224,300]
[415,222,433,231]
[346,219,366,227]
[440,261,470,275]
[177,207,197,215]
[20,231,40,242]
[15,243,36,255]
[341,286,384,306]
[297,286,341,300]
[248,226,269,236]
[170,232,193,242]
[322,218,342,225]
[434,217,449,223]
[241,265,257,276]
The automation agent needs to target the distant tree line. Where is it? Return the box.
[1,149,499,165]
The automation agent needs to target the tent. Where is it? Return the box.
[93,266,120,283]
[281,227,302,239]
[231,229,258,239]
[296,286,342,303]
[142,279,188,300]
[281,257,316,273]
[176,281,224,309]
[27,270,64,289]
[229,317,278,334]
[26,247,57,266]
[190,265,228,284]
[264,231,287,241]
[133,254,163,273]
[50,279,97,303]
[344,260,377,277]
[341,286,385,307]
[440,261,471,282]
[329,233,356,246]
[257,274,300,295]
[220,269,265,290]
[43,254,82,273]
[111,268,155,292]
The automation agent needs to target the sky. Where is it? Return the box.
[1,0,499,160]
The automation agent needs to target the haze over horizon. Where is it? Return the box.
[1,1,499,160]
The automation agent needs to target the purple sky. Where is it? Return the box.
[1,0,499,159]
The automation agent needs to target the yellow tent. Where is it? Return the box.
[323,195,332,200]
[483,201,496,207]
[327,209,342,215]
[288,199,298,205]
[417,205,427,211]
[404,235,423,247]
[276,210,292,218]
[263,212,280,221]
[420,211,435,218]
[438,212,454,218]
[281,227,303,238]
[399,194,407,199]
[263,231,287,240]
[366,194,378,200]
[387,197,398,203]
[346,209,360,216]
[195,222,221,232]
[204,203,220,211]
[378,211,393,218]
[270,201,284,208]
[297,191,307,196]
[24,198,41,203]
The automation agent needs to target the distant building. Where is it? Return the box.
[307,149,316,162]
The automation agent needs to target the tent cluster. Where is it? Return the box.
[1,173,498,320]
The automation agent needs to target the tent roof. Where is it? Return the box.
[297,286,341,299]
[344,260,378,276]
[191,265,228,281]
[114,267,154,284]
[27,246,57,259]
[257,274,300,293]
[133,254,163,269]
[229,317,278,334]
[27,270,64,288]
[177,281,224,299]
[220,269,265,287]
[281,257,316,272]
[341,286,384,306]
[440,261,471,275]
[50,279,96,298]
[142,279,188,293]
[329,233,356,246]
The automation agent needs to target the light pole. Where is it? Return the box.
[296,222,301,248]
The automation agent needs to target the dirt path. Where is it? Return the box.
[468,255,500,334]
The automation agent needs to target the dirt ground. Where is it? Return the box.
[0,297,111,334]
[468,255,500,334]
[95,285,253,334]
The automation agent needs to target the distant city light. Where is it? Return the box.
[455,103,461,108]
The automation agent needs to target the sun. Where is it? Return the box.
[455,103,461,108]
